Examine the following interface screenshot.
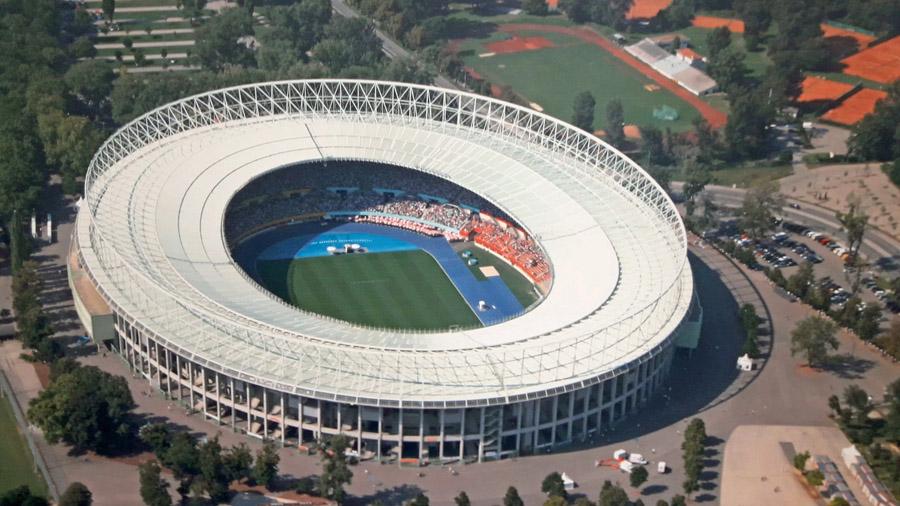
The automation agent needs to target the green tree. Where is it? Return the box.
[560,0,593,23]
[59,482,92,506]
[542,471,567,499]
[194,8,255,71]
[725,90,773,160]
[787,261,815,299]
[793,450,810,471]
[0,486,48,506]
[139,461,172,506]
[102,0,115,21]
[804,469,824,486]
[605,99,626,147]
[197,435,230,502]
[312,17,383,73]
[790,316,839,367]
[670,495,687,506]
[543,497,568,506]
[223,443,253,483]
[523,0,549,15]
[572,91,596,132]
[630,465,649,488]
[844,384,872,425]
[707,26,732,58]
[598,480,629,506]
[252,441,280,489]
[739,180,784,240]
[708,47,750,93]
[640,125,672,166]
[162,431,199,480]
[71,37,97,59]
[140,423,172,455]
[883,378,900,443]
[848,83,899,162]
[408,493,430,506]
[28,365,135,452]
[504,486,524,506]
[454,491,471,506]
[318,435,353,502]
[829,497,851,506]
[256,0,331,70]
[836,194,868,292]
[682,162,711,215]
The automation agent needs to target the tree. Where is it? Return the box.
[804,469,824,487]
[793,450,810,471]
[454,491,471,506]
[883,378,900,444]
[71,37,97,59]
[640,125,671,166]
[572,91,596,132]
[829,497,851,506]
[193,8,255,71]
[139,461,172,506]
[197,435,230,502]
[28,366,134,452]
[523,0,549,15]
[312,17,383,73]
[542,472,567,499]
[836,195,868,292]
[707,26,732,58]
[504,486,524,506]
[788,262,815,299]
[59,482,92,506]
[162,431,199,484]
[739,180,784,240]
[560,0,593,23]
[140,423,172,454]
[790,316,839,367]
[598,481,629,506]
[123,37,133,50]
[252,441,280,489]
[878,320,900,361]
[0,486,48,506]
[725,90,773,160]
[844,384,872,425]
[319,435,352,502]
[223,443,253,483]
[630,465,649,488]
[544,497,568,506]
[848,82,899,161]
[605,99,626,147]
[102,0,115,21]
[682,162,711,215]
[855,303,882,341]
[708,47,750,93]
[408,493,430,506]
[257,0,331,70]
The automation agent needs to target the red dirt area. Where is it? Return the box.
[626,0,672,20]
[797,76,854,104]
[822,88,887,125]
[841,36,900,84]
[691,15,745,33]
[546,0,560,8]
[820,23,875,49]
[485,35,555,54]
[497,24,728,127]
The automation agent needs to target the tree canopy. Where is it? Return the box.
[790,316,839,367]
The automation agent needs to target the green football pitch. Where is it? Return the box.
[256,250,482,331]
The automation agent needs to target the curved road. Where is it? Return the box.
[677,183,900,267]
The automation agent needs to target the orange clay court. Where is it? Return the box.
[485,35,555,54]
[692,16,745,33]
[822,88,887,125]
[626,0,673,20]
[841,36,900,84]
[797,76,854,104]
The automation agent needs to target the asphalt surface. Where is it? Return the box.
[330,0,459,90]
[675,183,900,270]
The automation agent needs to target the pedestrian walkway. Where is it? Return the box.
[95,39,194,49]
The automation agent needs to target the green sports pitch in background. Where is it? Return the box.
[257,250,482,331]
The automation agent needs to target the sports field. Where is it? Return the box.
[0,396,46,496]
[257,250,482,330]
[459,29,702,131]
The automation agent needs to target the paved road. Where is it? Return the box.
[330,0,459,91]
[675,183,900,268]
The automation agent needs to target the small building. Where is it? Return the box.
[625,38,671,65]
[736,354,753,371]
[650,33,690,49]
[614,33,626,45]
[672,67,718,96]
[676,48,707,69]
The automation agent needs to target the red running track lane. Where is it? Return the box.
[497,24,728,128]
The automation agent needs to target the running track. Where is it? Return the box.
[497,24,728,128]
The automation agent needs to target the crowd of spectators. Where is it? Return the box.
[225,161,550,285]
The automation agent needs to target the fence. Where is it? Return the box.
[0,369,59,502]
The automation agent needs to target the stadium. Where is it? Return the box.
[68,80,697,463]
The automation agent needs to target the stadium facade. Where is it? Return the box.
[69,80,696,463]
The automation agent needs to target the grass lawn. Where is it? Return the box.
[453,243,541,308]
[673,164,793,188]
[257,250,481,331]
[459,33,701,131]
[0,396,46,497]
